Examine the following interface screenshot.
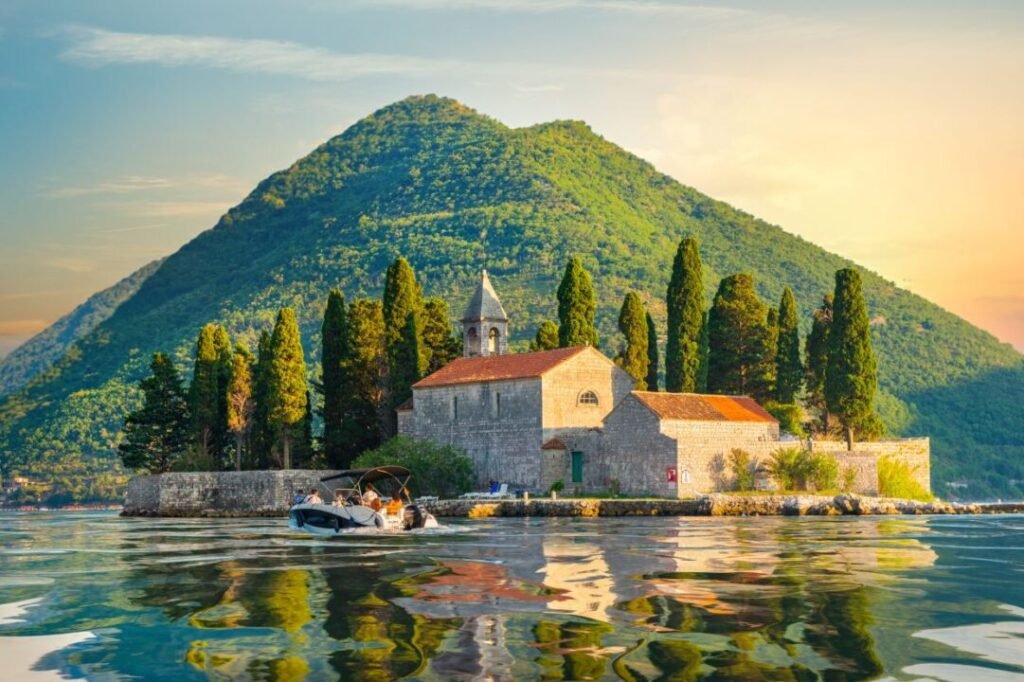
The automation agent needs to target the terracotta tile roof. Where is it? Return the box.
[396,397,414,412]
[631,392,777,423]
[413,347,589,389]
[541,438,568,450]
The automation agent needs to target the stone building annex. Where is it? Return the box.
[398,272,931,497]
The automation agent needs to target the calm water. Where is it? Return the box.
[0,513,1022,681]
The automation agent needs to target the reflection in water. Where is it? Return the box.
[0,513,1021,680]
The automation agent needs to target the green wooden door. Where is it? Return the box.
[571,451,583,483]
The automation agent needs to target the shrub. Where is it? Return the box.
[763,401,807,438]
[728,449,756,491]
[840,466,858,493]
[877,455,934,501]
[352,436,474,498]
[767,448,839,492]
[549,480,565,494]
[806,452,838,491]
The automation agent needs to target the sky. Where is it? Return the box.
[1,0,1022,356]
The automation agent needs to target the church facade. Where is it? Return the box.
[398,272,931,497]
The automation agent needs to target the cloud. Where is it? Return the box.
[43,173,249,199]
[339,0,748,18]
[0,320,50,337]
[42,257,97,273]
[59,26,461,81]
[515,84,565,93]
[97,199,233,218]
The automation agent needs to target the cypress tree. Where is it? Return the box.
[390,310,424,426]
[383,257,423,350]
[383,257,424,429]
[422,297,460,374]
[190,324,221,463]
[616,293,649,388]
[696,311,710,392]
[706,273,774,402]
[252,330,275,469]
[665,238,704,392]
[226,343,254,471]
[213,325,232,465]
[805,294,833,430]
[775,287,803,404]
[321,289,347,467]
[556,256,599,348]
[530,320,560,352]
[645,311,659,391]
[268,308,308,469]
[765,306,780,396]
[825,269,878,448]
[119,352,190,473]
[342,299,387,459]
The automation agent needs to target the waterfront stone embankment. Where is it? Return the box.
[122,471,1019,517]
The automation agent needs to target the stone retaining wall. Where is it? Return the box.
[810,438,931,494]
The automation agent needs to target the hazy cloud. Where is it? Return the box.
[97,199,233,218]
[44,173,249,199]
[0,320,49,336]
[338,0,747,18]
[43,257,97,274]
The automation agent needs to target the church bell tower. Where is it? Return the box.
[461,270,509,357]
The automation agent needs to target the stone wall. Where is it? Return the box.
[666,419,780,496]
[596,395,678,497]
[540,347,634,430]
[122,470,339,517]
[810,438,931,494]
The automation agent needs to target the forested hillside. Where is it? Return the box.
[0,95,1020,499]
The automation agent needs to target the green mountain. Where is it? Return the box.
[0,259,163,399]
[1,95,1021,499]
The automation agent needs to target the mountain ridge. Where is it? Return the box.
[1,94,1020,499]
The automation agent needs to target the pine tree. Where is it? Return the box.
[616,293,649,388]
[645,311,659,391]
[556,256,599,348]
[252,330,275,469]
[321,289,347,467]
[805,294,833,430]
[775,287,803,404]
[341,299,387,460]
[665,238,704,392]
[119,353,190,473]
[422,297,460,374]
[190,324,221,464]
[530,320,560,351]
[825,269,879,448]
[267,308,308,469]
[706,273,774,402]
[226,343,254,471]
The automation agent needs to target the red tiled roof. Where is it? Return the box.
[631,392,777,423]
[413,347,589,389]
[541,438,568,450]
[396,397,414,412]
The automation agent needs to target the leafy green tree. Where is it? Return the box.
[616,292,649,388]
[119,353,190,473]
[383,257,423,350]
[556,256,598,348]
[422,297,460,373]
[775,287,803,403]
[706,273,774,401]
[321,289,348,467]
[530,320,560,351]
[226,343,254,471]
[805,294,833,432]
[268,308,308,469]
[190,324,222,464]
[665,238,704,392]
[252,330,275,469]
[353,436,473,498]
[825,269,879,448]
[213,325,232,463]
[341,299,387,460]
[645,311,659,391]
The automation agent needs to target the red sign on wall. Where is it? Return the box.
[666,467,677,482]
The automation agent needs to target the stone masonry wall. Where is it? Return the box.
[409,378,544,488]
[596,396,678,497]
[666,419,780,496]
[540,347,635,430]
[810,438,931,494]
[122,470,339,517]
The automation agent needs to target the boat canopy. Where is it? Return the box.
[320,466,411,484]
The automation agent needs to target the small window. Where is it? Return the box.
[452,396,459,421]
[578,390,599,406]
[493,392,501,419]
[488,327,499,353]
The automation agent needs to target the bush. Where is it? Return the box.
[841,466,858,493]
[549,480,564,494]
[763,402,807,438]
[878,455,934,501]
[767,448,839,492]
[728,449,756,491]
[806,452,838,491]
[352,436,474,499]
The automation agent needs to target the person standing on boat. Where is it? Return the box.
[385,490,403,516]
[303,489,322,505]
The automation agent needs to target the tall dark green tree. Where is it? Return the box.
[226,343,254,471]
[252,330,275,469]
[389,310,424,429]
[321,289,348,467]
[383,257,424,431]
[530,320,560,351]
[119,353,190,473]
[267,308,308,469]
[422,297,460,374]
[697,311,710,392]
[765,306,780,395]
[706,273,774,402]
[190,324,221,463]
[825,269,879,448]
[341,299,387,459]
[556,257,599,348]
[665,238,704,392]
[645,311,659,391]
[213,325,233,464]
[805,294,834,430]
[616,293,649,388]
[383,257,423,350]
[775,287,803,403]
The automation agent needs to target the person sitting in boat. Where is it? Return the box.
[303,489,322,505]
[332,490,346,507]
[384,490,403,516]
[362,484,382,511]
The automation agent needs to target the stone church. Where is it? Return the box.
[398,272,930,497]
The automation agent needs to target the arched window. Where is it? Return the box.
[578,390,599,406]
[488,327,499,353]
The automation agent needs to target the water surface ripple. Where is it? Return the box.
[0,512,1022,681]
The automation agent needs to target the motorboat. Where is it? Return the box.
[288,465,437,536]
